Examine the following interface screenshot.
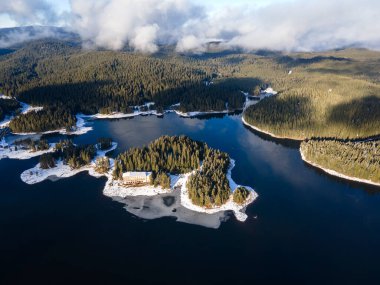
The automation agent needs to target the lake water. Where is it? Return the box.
[1,112,380,284]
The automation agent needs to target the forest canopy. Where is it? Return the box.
[301,138,380,184]
[113,135,247,207]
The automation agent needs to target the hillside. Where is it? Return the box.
[1,38,379,142]
[242,49,380,140]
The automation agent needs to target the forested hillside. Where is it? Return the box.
[301,139,380,184]
[1,38,379,148]
[242,50,380,139]
[0,40,252,115]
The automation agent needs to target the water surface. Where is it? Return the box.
[1,113,379,284]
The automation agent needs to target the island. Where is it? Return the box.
[20,135,258,222]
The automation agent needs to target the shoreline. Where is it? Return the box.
[173,109,237,118]
[300,148,380,187]
[0,101,43,128]
[0,139,56,160]
[102,159,258,222]
[20,142,118,184]
[13,114,93,136]
[178,159,258,221]
[241,116,304,141]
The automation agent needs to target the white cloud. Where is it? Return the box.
[0,0,57,25]
[131,24,160,53]
[69,0,204,52]
[1,0,380,53]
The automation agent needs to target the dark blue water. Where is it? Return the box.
[1,113,380,285]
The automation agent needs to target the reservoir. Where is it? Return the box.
[1,112,379,284]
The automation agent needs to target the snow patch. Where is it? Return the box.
[20,143,118,184]
[0,140,56,160]
[0,98,43,128]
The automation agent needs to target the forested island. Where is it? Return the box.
[113,135,250,207]
[19,135,257,221]
[300,139,380,186]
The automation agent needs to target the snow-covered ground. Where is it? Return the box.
[0,138,55,160]
[0,95,91,135]
[261,87,278,97]
[0,95,13,100]
[86,110,162,120]
[81,102,165,120]
[86,101,234,120]
[21,142,118,184]
[0,100,43,128]
[173,109,233,118]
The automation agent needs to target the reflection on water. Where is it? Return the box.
[111,188,230,229]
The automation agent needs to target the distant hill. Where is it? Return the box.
[0,26,79,50]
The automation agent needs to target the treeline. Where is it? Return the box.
[113,136,204,177]
[0,41,206,112]
[243,94,315,139]
[301,138,380,184]
[39,153,56,169]
[233,187,251,204]
[9,108,76,133]
[0,98,20,121]
[113,136,204,188]
[0,40,253,117]
[239,51,380,140]
[39,138,113,170]
[187,148,231,207]
[14,138,49,152]
[54,140,96,169]
[113,135,240,205]
[97,137,113,150]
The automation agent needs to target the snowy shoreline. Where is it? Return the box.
[101,159,258,222]
[20,142,118,184]
[0,138,56,160]
[13,114,93,136]
[242,116,304,141]
[173,109,238,118]
[178,159,258,221]
[300,148,380,187]
[0,99,43,128]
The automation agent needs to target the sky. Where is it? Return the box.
[0,0,281,27]
[0,0,379,52]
